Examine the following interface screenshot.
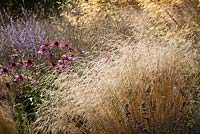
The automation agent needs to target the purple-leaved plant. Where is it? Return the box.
[0,10,47,65]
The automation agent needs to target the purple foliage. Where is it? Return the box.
[0,11,47,63]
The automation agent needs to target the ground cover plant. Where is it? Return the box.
[0,0,200,134]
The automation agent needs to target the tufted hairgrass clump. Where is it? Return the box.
[32,0,200,134]
[34,30,200,134]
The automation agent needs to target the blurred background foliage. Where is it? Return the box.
[0,0,68,16]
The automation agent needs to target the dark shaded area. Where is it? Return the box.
[0,0,67,16]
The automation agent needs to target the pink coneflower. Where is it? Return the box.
[11,62,17,67]
[55,41,59,46]
[2,68,8,73]
[14,75,28,82]
[47,53,55,59]
[27,60,33,65]
[59,43,74,51]
[14,75,24,82]
[7,66,14,72]
[58,59,64,64]
[51,62,57,67]
[40,43,49,49]
[67,55,75,61]
[22,60,33,68]
[65,44,74,51]
[16,62,24,68]
[6,62,17,71]
[38,48,48,54]
[49,42,59,49]
[59,58,70,64]
[49,42,55,48]
[40,45,46,49]
[58,43,66,49]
